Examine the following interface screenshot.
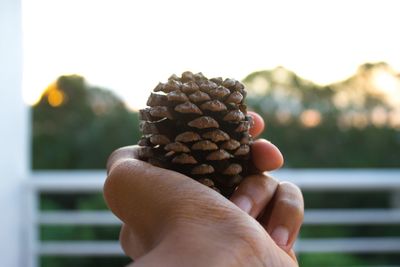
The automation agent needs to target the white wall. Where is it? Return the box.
[0,0,28,267]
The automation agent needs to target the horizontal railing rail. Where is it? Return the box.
[25,169,400,267]
[38,209,400,226]
[28,169,400,191]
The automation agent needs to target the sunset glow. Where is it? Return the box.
[22,0,400,110]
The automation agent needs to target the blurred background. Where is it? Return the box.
[1,0,400,266]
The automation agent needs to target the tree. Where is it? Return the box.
[243,63,400,168]
[32,75,140,169]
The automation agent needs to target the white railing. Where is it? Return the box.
[25,169,400,267]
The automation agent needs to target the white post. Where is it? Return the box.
[0,1,28,267]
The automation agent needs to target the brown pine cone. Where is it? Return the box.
[138,71,253,197]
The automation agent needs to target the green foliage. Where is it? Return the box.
[303,191,390,209]
[244,64,400,267]
[299,253,400,266]
[40,193,108,211]
[32,75,140,169]
[299,253,364,267]
[301,225,400,238]
[41,226,121,241]
[243,64,400,168]
[32,76,137,266]
[263,124,400,168]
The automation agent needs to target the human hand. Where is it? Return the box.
[104,112,304,267]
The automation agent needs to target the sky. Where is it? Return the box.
[22,0,400,110]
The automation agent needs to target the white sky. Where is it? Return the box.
[22,0,400,110]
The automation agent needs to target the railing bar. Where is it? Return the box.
[296,237,400,253]
[38,210,400,225]
[28,169,400,191]
[39,241,124,256]
[274,169,400,191]
[39,211,121,225]
[27,170,400,260]
[304,209,400,224]
[39,238,400,255]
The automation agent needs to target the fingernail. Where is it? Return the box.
[234,196,252,214]
[271,226,289,247]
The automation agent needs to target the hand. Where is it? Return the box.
[104,112,304,267]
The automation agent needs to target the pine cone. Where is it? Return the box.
[138,71,253,197]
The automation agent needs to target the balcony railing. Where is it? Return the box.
[24,169,400,267]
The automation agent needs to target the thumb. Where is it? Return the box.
[103,146,224,249]
[104,156,189,228]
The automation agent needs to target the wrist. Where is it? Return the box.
[134,221,264,267]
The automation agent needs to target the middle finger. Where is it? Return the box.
[230,173,279,218]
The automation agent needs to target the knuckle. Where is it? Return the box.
[119,225,131,256]
[103,174,119,208]
[276,200,304,224]
[280,181,302,195]
[103,159,135,203]
[276,194,304,219]
[264,174,279,186]
[249,174,279,191]
[277,197,302,211]
[106,147,126,169]
[119,224,143,260]
[109,157,132,175]
[106,145,138,172]
[279,182,304,203]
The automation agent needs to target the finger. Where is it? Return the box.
[120,224,131,257]
[230,174,279,218]
[251,139,284,172]
[248,111,265,138]
[104,156,187,253]
[106,146,139,174]
[261,182,304,252]
[120,223,154,260]
[104,156,195,225]
[288,249,299,265]
[120,224,136,259]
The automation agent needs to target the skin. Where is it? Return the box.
[104,111,304,267]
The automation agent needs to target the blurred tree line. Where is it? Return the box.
[242,62,400,266]
[32,63,400,170]
[32,75,136,266]
[243,62,400,168]
[32,63,400,267]
[32,75,140,169]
